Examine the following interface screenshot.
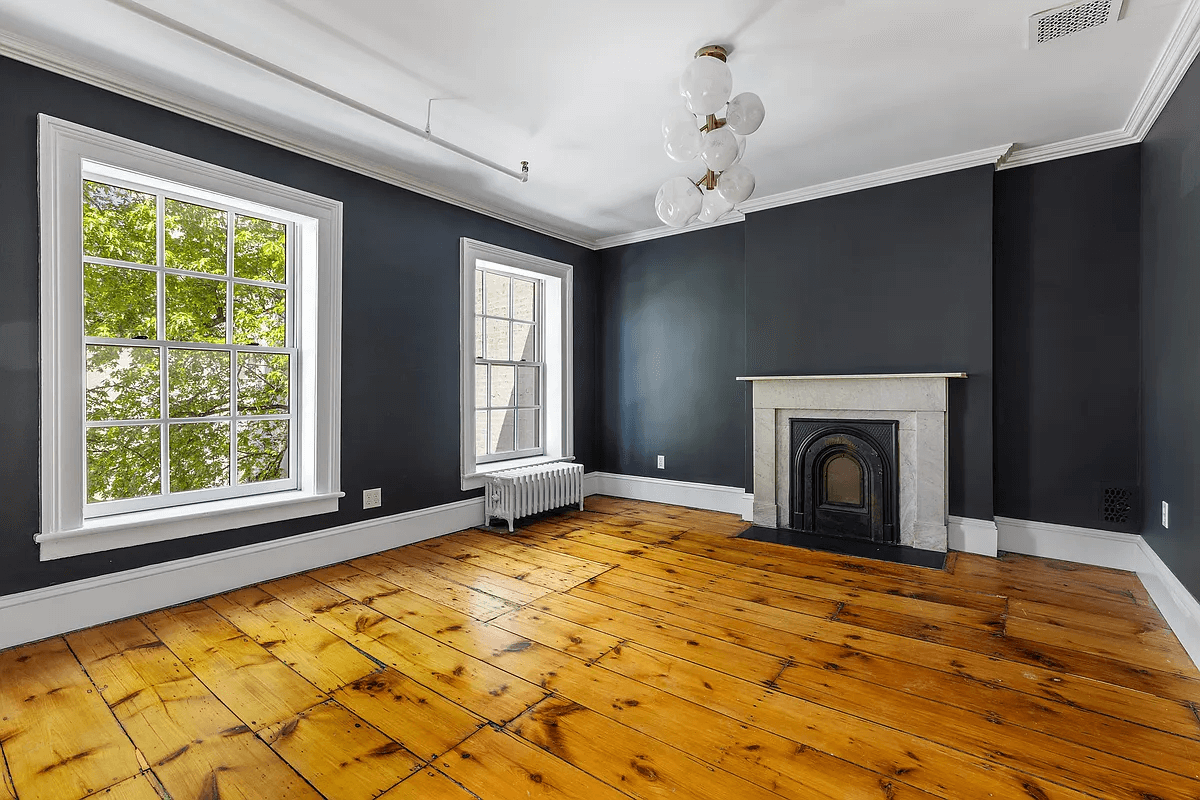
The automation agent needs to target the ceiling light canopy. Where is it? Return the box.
[656,45,765,228]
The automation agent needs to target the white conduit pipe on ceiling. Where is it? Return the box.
[106,0,530,182]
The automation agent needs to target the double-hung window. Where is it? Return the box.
[38,116,343,560]
[82,178,296,512]
[474,265,544,462]
[460,239,573,488]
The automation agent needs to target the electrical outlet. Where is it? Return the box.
[363,488,382,510]
[656,455,665,469]
[1162,501,1169,528]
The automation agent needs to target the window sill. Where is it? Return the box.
[35,491,344,561]
[461,455,575,490]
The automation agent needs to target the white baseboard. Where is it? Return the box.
[587,472,753,519]
[995,515,1200,669]
[948,516,998,557]
[1136,539,1200,671]
[994,516,1147,571]
[0,496,485,652]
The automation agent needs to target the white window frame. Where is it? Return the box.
[37,115,343,560]
[80,168,301,516]
[460,239,573,490]
[474,263,545,464]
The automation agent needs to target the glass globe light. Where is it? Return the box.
[717,164,755,206]
[655,176,703,227]
[700,126,739,172]
[726,92,766,135]
[731,135,747,166]
[679,55,732,116]
[696,187,734,224]
[662,106,702,162]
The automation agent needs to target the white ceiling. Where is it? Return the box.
[0,0,1192,246]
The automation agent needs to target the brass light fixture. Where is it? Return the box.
[656,44,766,227]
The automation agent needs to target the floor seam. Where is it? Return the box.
[0,735,17,800]
[61,636,152,799]
[765,657,793,689]
[134,611,333,800]
[589,638,628,665]
[142,767,171,800]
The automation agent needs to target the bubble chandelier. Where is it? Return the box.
[656,45,766,228]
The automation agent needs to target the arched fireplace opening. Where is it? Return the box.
[790,419,899,543]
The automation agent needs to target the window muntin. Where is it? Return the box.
[82,176,297,516]
[474,263,543,463]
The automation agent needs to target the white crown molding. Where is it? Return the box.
[597,144,1013,250]
[2,0,1198,251]
[1127,0,1200,142]
[600,0,1200,247]
[0,27,595,250]
[997,128,1137,170]
[737,143,1016,215]
[593,211,746,250]
[1001,0,1200,169]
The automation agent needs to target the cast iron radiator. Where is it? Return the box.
[484,462,585,532]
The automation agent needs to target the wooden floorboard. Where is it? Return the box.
[2,497,1198,800]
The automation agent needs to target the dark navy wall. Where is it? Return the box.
[994,146,1142,532]
[597,224,746,487]
[744,167,995,519]
[0,55,600,597]
[1141,55,1200,598]
[597,168,994,519]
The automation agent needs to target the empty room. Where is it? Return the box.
[1,1,1199,798]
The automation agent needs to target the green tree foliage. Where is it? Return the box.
[238,420,289,483]
[234,284,286,346]
[235,216,286,282]
[84,263,157,339]
[169,349,230,418]
[165,199,226,274]
[166,274,227,343]
[82,181,291,502]
[86,425,161,503]
[238,353,290,415]
[86,345,159,421]
[169,421,230,492]
[83,181,156,263]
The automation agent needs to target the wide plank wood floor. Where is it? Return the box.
[2,497,1198,800]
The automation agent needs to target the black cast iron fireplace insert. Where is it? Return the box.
[790,418,900,544]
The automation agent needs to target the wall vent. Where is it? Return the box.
[1101,487,1133,524]
[1029,0,1122,47]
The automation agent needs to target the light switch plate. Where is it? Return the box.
[656,455,665,469]
[1162,501,1169,528]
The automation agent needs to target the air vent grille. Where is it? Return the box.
[1101,487,1133,525]
[1030,0,1121,47]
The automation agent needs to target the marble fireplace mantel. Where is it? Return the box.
[737,373,966,552]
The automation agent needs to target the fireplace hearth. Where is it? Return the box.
[790,418,899,543]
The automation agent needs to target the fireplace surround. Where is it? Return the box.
[737,373,966,552]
